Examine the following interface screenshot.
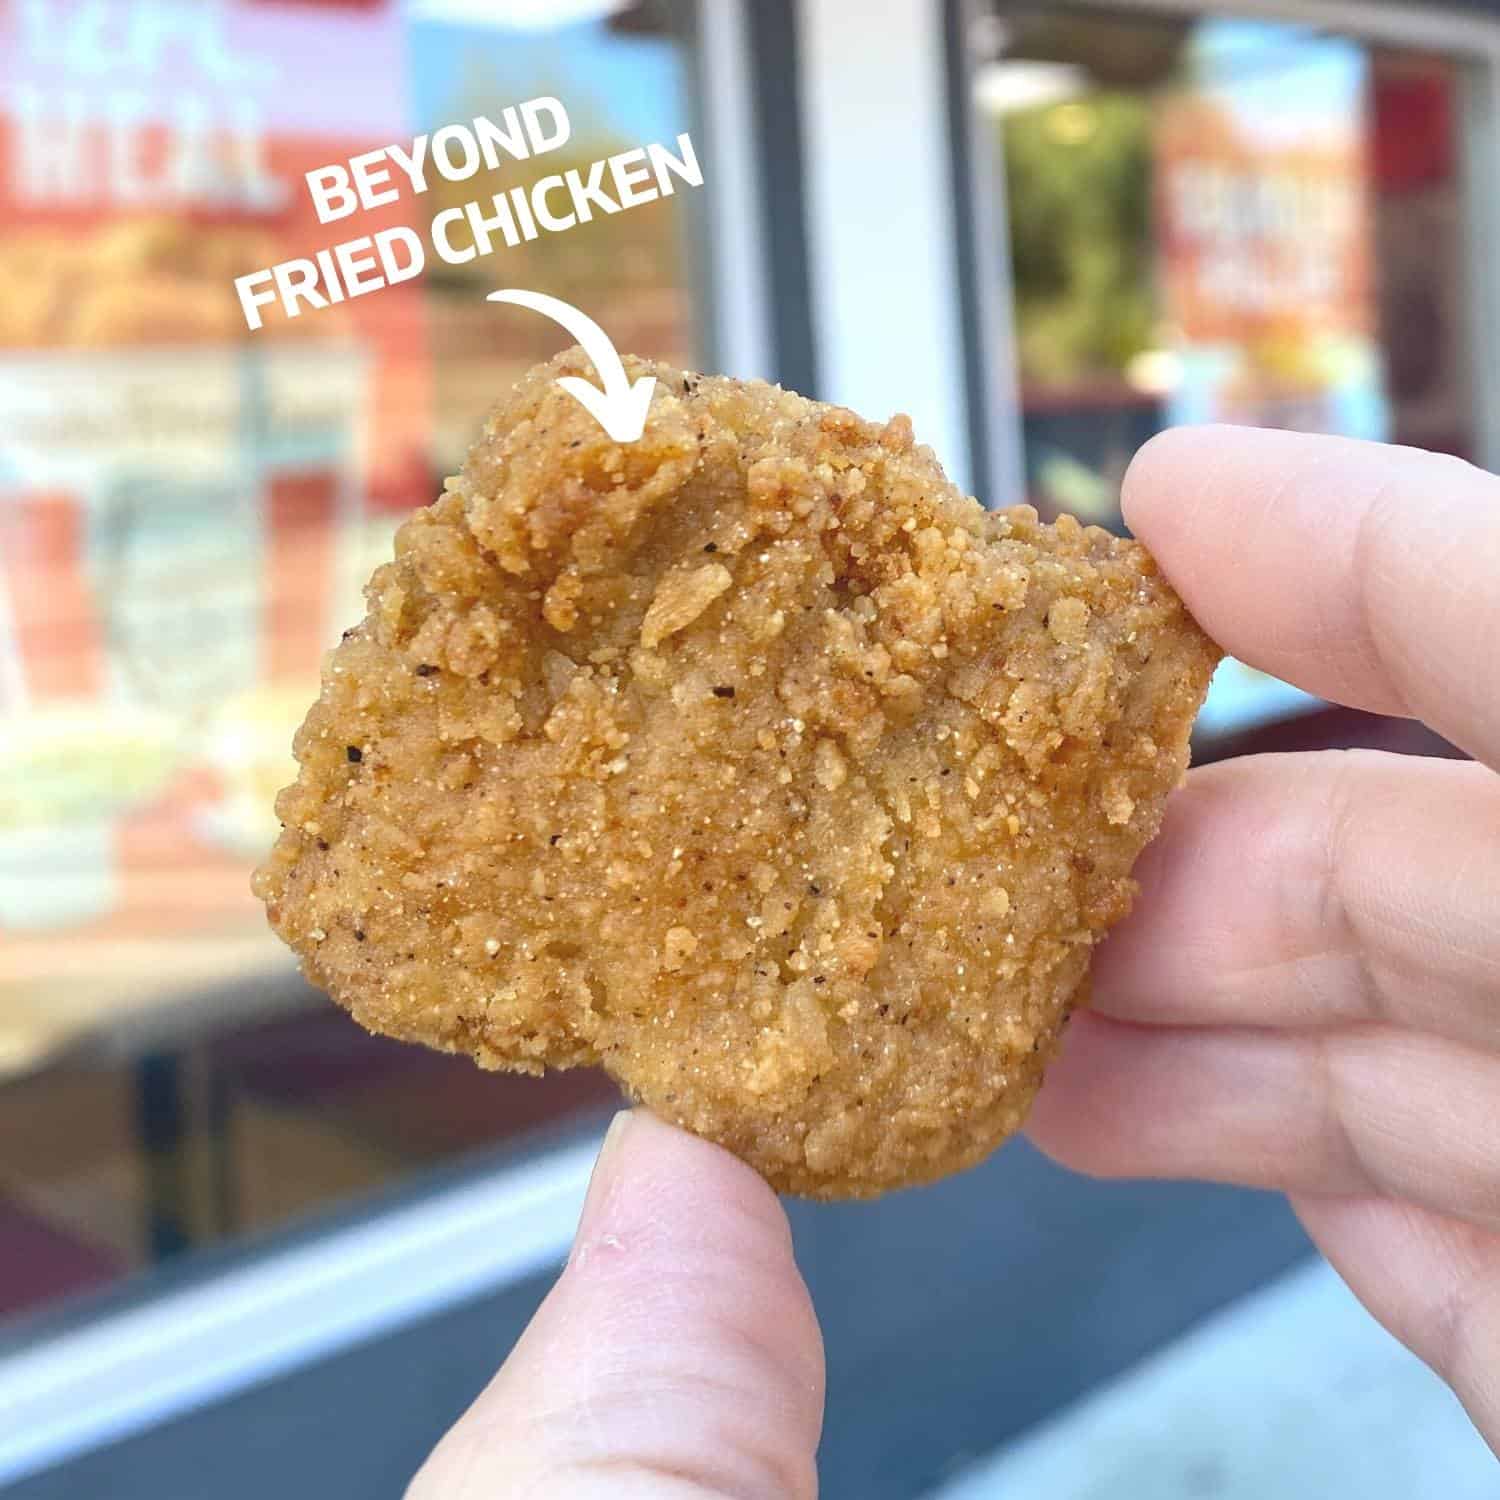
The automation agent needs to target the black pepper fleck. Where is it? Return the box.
[346,746,363,763]
[415,664,438,677]
[712,685,735,699]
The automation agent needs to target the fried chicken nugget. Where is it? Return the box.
[255,352,1221,1197]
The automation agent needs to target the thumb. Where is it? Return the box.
[407,1109,826,1499]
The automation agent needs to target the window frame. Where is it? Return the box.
[0,1,788,1481]
[794,0,984,493]
[950,0,1500,494]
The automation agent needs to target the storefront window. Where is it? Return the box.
[972,4,1477,733]
[0,0,700,1329]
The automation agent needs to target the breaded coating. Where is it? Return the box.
[254,352,1221,1197]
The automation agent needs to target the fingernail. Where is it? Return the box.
[579,1109,634,1229]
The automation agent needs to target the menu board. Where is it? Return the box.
[0,1,425,1007]
[0,2,702,1074]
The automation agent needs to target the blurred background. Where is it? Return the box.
[0,1,1494,1495]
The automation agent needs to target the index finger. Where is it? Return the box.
[1124,426,1500,768]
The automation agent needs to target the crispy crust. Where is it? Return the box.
[254,351,1220,1197]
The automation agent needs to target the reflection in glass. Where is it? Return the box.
[977,5,1473,733]
[0,0,697,1329]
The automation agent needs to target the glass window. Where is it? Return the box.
[969,4,1478,734]
[0,0,706,1331]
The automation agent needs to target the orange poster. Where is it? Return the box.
[0,0,426,954]
[1153,20,1387,439]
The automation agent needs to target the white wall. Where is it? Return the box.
[797,0,977,493]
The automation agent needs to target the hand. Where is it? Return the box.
[1028,426,1500,1459]
[410,426,1500,1494]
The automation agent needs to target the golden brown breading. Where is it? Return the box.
[254,351,1220,1197]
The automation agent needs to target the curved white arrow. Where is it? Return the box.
[486,288,657,442]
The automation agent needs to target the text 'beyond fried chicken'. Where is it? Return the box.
[255,352,1221,1198]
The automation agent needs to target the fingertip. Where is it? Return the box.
[1120,424,1232,540]
[571,1107,823,1404]
[1024,1010,1246,1181]
[576,1107,796,1265]
[571,1106,824,1419]
[1023,1011,1132,1176]
[413,1110,824,1499]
